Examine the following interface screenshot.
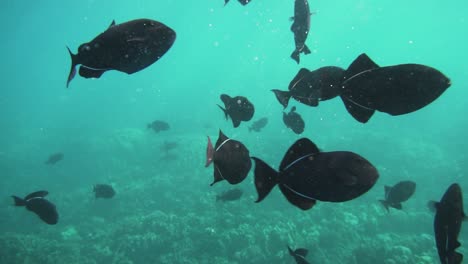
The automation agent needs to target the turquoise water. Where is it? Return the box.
[1,0,467,263]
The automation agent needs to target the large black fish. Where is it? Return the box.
[216,189,243,202]
[66,19,176,87]
[288,246,310,264]
[217,94,255,128]
[148,120,170,133]
[93,184,116,199]
[272,67,345,108]
[248,117,268,132]
[205,130,251,186]
[379,180,416,212]
[45,152,64,165]
[283,106,305,134]
[252,138,378,210]
[340,53,451,123]
[12,191,58,225]
[429,183,466,264]
[224,0,251,5]
[290,0,312,64]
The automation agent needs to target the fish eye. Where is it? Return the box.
[237,99,242,104]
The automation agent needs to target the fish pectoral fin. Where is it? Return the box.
[79,66,107,79]
[340,96,375,123]
[279,184,316,210]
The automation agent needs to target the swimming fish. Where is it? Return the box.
[217,94,255,128]
[283,106,305,134]
[290,0,312,64]
[224,0,251,6]
[340,53,451,123]
[429,183,466,264]
[66,19,176,87]
[93,184,116,199]
[148,120,170,133]
[379,180,416,212]
[45,153,64,165]
[205,130,251,186]
[248,117,268,132]
[216,189,243,202]
[272,66,345,108]
[252,138,378,210]
[288,245,310,264]
[12,191,58,225]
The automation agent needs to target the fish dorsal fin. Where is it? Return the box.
[25,190,49,200]
[295,248,308,257]
[279,138,320,171]
[109,20,116,28]
[291,106,297,112]
[384,185,391,198]
[220,94,232,105]
[345,53,379,80]
[289,68,310,90]
[215,130,230,151]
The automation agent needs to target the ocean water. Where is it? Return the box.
[0,0,466,263]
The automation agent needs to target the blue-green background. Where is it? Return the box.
[0,0,466,263]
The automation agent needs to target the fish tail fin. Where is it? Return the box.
[205,136,214,167]
[251,157,279,203]
[379,200,390,212]
[427,200,439,213]
[66,46,78,88]
[224,0,230,6]
[271,89,291,109]
[287,245,295,256]
[217,104,229,120]
[12,196,26,206]
[452,252,463,264]
[303,44,311,55]
[291,49,300,64]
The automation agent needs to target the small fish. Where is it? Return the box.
[429,183,466,264]
[248,117,268,132]
[217,94,255,128]
[45,153,64,165]
[252,138,378,210]
[283,106,305,134]
[224,0,251,6]
[272,66,345,108]
[216,189,243,202]
[205,130,251,186]
[148,120,170,133]
[66,19,176,87]
[288,245,310,264]
[161,141,178,153]
[290,0,312,64]
[93,184,116,199]
[12,191,58,225]
[379,180,416,212]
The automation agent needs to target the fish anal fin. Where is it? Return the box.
[302,44,311,55]
[384,185,391,197]
[210,165,225,186]
[217,104,229,120]
[232,118,241,128]
[279,138,320,171]
[295,248,309,257]
[345,53,379,79]
[391,203,403,210]
[79,66,107,79]
[340,96,375,123]
[279,184,316,210]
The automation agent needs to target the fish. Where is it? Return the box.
[161,141,178,153]
[66,19,176,87]
[429,183,466,264]
[248,117,268,132]
[93,184,116,199]
[11,191,58,225]
[252,138,378,210]
[379,180,416,212]
[288,245,310,264]
[216,189,243,202]
[340,53,451,123]
[283,106,305,134]
[290,0,312,64]
[272,66,345,108]
[205,130,251,186]
[148,120,170,133]
[224,0,251,6]
[217,94,255,128]
[45,153,64,165]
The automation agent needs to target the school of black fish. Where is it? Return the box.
[10,1,461,263]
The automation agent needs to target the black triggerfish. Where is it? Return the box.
[288,245,310,264]
[290,0,312,64]
[66,19,176,87]
[12,191,59,225]
[379,180,416,212]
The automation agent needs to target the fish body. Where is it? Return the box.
[272,66,345,108]
[67,19,176,87]
[252,138,378,210]
[248,117,268,132]
[216,189,243,202]
[12,191,58,225]
[283,106,305,134]
[290,0,312,64]
[341,53,451,123]
[218,94,255,128]
[148,120,170,133]
[288,246,310,264]
[205,130,251,186]
[93,184,116,199]
[45,153,64,165]
[431,183,465,264]
[379,180,416,211]
[224,0,251,5]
